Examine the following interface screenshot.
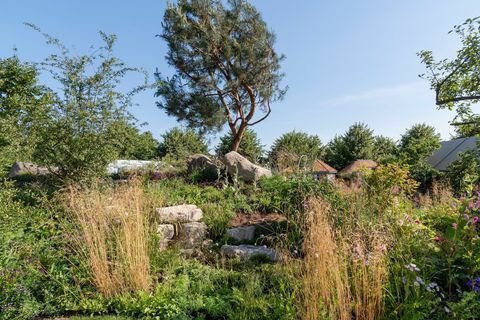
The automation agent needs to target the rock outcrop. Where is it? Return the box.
[156,204,203,223]
[186,154,219,176]
[156,204,207,249]
[8,162,56,179]
[223,151,271,182]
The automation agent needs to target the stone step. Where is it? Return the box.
[156,204,203,223]
[220,244,279,262]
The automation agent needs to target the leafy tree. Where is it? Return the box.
[215,128,264,163]
[28,25,148,183]
[446,150,480,195]
[0,55,52,175]
[325,122,375,169]
[399,123,441,166]
[156,0,286,152]
[419,17,480,136]
[108,121,159,160]
[399,123,441,187]
[268,131,324,171]
[373,135,399,164]
[157,127,208,161]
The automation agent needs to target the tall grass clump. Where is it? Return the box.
[302,165,415,320]
[67,180,152,297]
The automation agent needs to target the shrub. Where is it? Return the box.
[157,127,208,161]
[446,150,480,195]
[325,122,375,170]
[216,128,264,163]
[269,131,324,173]
[27,25,148,183]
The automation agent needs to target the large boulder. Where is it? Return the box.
[223,151,272,182]
[186,154,219,177]
[156,204,203,223]
[8,162,56,179]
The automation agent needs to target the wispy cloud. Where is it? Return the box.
[319,81,429,107]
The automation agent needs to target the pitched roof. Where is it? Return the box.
[427,137,478,171]
[312,159,337,173]
[338,159,378,175]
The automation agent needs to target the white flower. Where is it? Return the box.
[405,263,420,272]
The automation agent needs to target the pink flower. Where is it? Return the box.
[415,219,421,224]
[452,223,458,230]
[434,236,441,242]
[464,214,470,221]
[473,216,479,224]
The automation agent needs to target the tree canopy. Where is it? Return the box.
[325,122,375,170]
[268,131,324,172]
[215,128,264,163]
[27,24,149,183]
[0,55,52,175]
[158,127,208,161]
[156,0,286,152]
[399,123,441,166]
[419,17,480,136]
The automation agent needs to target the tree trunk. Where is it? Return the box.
[230,123,247,152]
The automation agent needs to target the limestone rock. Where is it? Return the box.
[226,226,256,242]
[157,224,175,240]
[181,222,207,248]
[156,205,203,223]
[220,244,278,262]
[186,154,218,176]
[8,162,56,179]
[223,151,272,182]
[157,224,175,250]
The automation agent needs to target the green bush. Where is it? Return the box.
[216,128,264,163]
[157,127,208,161]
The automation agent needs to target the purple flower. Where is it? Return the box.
[464,214,470,221]
[473,216,479,224]
[466,277,480,292]
[452,223,458,230]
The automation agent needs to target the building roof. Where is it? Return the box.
[427,137,478,171]
[312,159,337,173]
[338,159,378,175]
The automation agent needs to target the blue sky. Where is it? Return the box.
[1,1,479,148]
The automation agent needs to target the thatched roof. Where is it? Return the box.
[338,159,377,175]
[312,159,337,173]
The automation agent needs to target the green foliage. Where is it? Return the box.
[27,24,148,183]
[446,150,480,195]
[157,127,208,161]
[156,0,286,151]
[399,123,441,166]
[373,135,399,164]
[216,128,264,163]
[268,131,324,171]
[0,181,87,319]
[399,123,441,187]
[325,122,375,169]
[0,55,52,175]
[419,17,480,135]
[109,121,159,160]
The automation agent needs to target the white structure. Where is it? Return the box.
[106,160,167,175]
